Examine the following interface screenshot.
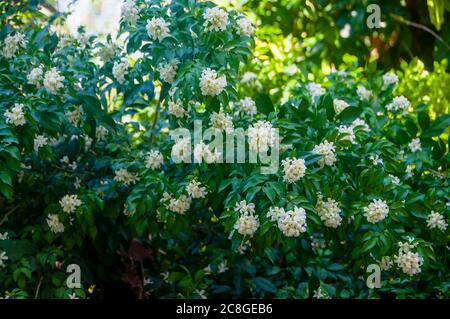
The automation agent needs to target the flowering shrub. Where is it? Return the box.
[0,0,449,299]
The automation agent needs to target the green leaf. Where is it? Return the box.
[422,114,450,138]
[255,93,274,115]
[253,277,277,293]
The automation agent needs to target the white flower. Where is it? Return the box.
[386,96,410,113]
[380,256,393,271]
[68,293,79,299]
[43,68,65,94]
[34,135,48,152]
[168,99,188,118]
[96,125,109,141]
[282,157,306,183]
[193,140,219,164]
[312,140,336,167]
[74,177,81,189]
[161,192,191,214]
[315,195,342,228]
[4,103,26,126]
[112,59,130,84]
[356,85,372,101]
[171,137,191,162]
[363,199,389,223]
[59,194,82,214]
[145,150,164,170]
[27,66,43,86]
[405,165,413,178]
[241,72,257,83]
[394,245,423,276]
[333,99,349,114]
[195,289,207,299]
[218,260,229,273]
[2,32,27,58]
[157,59,179,84]
[66,106,83,126]
[186,180,207,199]
[239,97,257,116]
[114,168,139,186]
[199,68,227,96]
[234,211,259,237]
[121,0,139,25]
[97,41,119,63]
[203,7,229,32]
[46,214,65,234]
[389,174,401,185]
[234,200,255,215]
[84,135,93,151]
[209,109,233,133]
[351,118,370,132]
[0,251,8,268]
[306,82,325,98]
[408,138,422,153]
[267,206,285,222]
[370,154,383,165]
[313,287,330,299]
[426,211,447,231]
[236,17,255,36]
[338,125,356,144]
[277,206,307,237]
[237,240,251,254]
[0,232,8,240]
[248,120,276,152]
[383,72,399,87]
[146,17,170,41]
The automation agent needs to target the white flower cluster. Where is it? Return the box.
[379,256,393,271]
[121,0,139,25]
[239,97,257,116]
[194,140,220,163]
[209,109,233,133]
[281,157,306,183]
[43,68,65,94]
[4,103,26,126]
[278,207,307,237]
[199,68,227,96]
[96,125,109,141]
[59,194,82,214]
[234,201,259,237]
[27,66,43,86]
[186,180,207,199]
[171,137,191,162]
[306,82,325,98]
[363,199,389,223]
[386,96,410,113]
[66,106,83,126]
[315,195,342,228]
[33,135,48,152]
[383,72,399,87]
[157,59,179,84]
[394,242,423,276]
[146,17,170,41]
[389,174,401,185]
[248,120,276,152]
[168,99,188,118]
[112,59,130,84]
[236,17,255,37]
[114,168,139,186]
[0,232,8,240]
[145,150,164,170]
[0,251,8,268]
[267,206,286,222]
[338,125,356,144]
[408,138,421,153]
[370,154,383,165]
[2,32,27,58]
[161,192,191,214]
[426,211,447,231]
[312,140,336,167]
[356,85,372,101]
[203,7,229,32]
[351,118,370,132]
[333,99,349,114]
[46,214,65,234]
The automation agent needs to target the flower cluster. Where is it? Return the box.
[239,97,257,116]
[383,72,399,87]
[66,106,83,126]
[236,17,255,36]
[121,0,139,25]
[46,214,65,234]
[27,66,43,86]
[146,17,170,41]
[333,99,349,114]
[4,103,26,126]
[363,199,389,223]
[199,68,227,96]
[2,32,27,58]
[248,120,276,152]
[281,157,306,183]
[315,195,342,228]
[356,85,372,101]
[186,180,207,199]
[408,138,422,153]
[43,68,65,94]
[33,135,48,152]
[426,211,447,231]
[277,207,307,237]
[161,192,192,214]
[112,60,130,84]
[157,59,180,84]
[59,194,82,214]
[171,138,191,162]
[306,82,325,97]
[394,242,423,276]
[312,140,336,167]
[386,96,410,113]
[234,203,259,237]
[209,109,233,133]
[193,140,219,163]
[114,168,139,186]
[168,99,188,118]
[338,125,356,144]
[145,150,164,170]
[203,7,229,32]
